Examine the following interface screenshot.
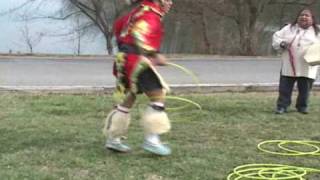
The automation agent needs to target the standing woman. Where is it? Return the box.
[272,8,320,114]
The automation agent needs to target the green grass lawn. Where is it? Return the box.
[0,92,319,180]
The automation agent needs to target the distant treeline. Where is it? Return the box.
[17,0,320,55]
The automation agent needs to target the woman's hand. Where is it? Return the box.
[280,41,289,49]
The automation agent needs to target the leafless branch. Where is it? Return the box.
[0,0,36,16]
[23,11,82,21]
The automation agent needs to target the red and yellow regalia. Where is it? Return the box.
[113,0,169,95]
[104,0,173,156]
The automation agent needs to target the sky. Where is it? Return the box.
[0,0,107,55]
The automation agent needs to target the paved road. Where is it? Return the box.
[0,56,319,90]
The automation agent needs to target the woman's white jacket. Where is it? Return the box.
[272,24,319,79]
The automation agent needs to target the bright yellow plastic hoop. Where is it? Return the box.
[258,140,320,156]
[227,164,320,180]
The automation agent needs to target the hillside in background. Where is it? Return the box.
[162,0,320,55]
[1,0,320,56]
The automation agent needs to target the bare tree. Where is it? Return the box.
[19,15,44,54]
[73,14,82,55]
[24,0,135,55]
[199,0,317,55]
[171,0,213,54]
[67,0,113,54]
[198,0,273,55]
[51,0,133,55]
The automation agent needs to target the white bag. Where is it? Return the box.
[304,43,320,66]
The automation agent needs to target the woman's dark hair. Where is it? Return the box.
[291,8,320,35]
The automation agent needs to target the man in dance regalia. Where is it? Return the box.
[103,0,173,156]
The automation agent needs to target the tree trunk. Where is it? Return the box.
[200,9,213,54]
[106,32,113,55]
[236,0,257,56]
[29,45,33,54]
[77,35,81,55]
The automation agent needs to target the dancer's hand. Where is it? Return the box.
[156,54,168,66]
[151,54,168,66]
